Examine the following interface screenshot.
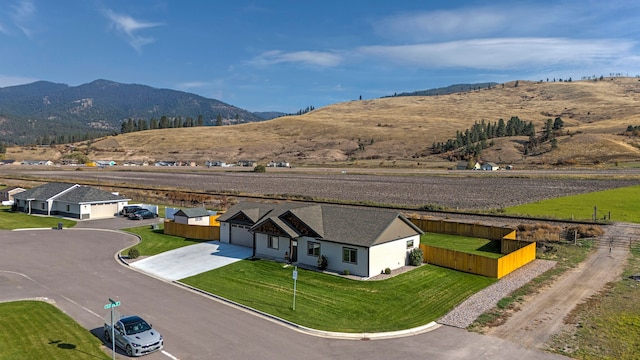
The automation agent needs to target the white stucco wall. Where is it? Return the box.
[368,234,420,276]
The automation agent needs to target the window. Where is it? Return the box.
[342,247,357,264]
[66,205,70,211]
[307,241,320,257]
[268,236,279,249]
[406,239,414,248]
[41,203,45,210]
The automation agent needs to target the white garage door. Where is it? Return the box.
[230,224,253,247]
[90,203,119,219]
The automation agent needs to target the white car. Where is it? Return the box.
[104,315,163,356]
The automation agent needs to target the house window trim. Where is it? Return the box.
[342,247,358,264]
[307,241,321,257]
[406,239,414,248]
[268,236,279,250]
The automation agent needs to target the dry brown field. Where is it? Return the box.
[5,77,640,169]
[2,167,637,210]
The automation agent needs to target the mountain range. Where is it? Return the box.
[0,79,266,145]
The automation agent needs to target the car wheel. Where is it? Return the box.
[104,330,111,343]
[126,344,133,356]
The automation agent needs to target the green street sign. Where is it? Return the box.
[104,301,121,309]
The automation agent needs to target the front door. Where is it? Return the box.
[291,240,298,262]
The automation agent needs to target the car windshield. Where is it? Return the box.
[125,320,151,335]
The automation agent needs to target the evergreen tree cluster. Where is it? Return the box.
[431,116,535,158]
[121,115,205,134]
[295,106,315,116]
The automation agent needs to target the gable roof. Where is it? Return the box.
[222,202,423,248]
[175,207,211,218]
[13,182,129,204]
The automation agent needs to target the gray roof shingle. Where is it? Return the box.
[13,182,129,204]
[175,208,211,218]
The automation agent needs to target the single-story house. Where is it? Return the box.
[481,162,499,171]
[0,159,19,166]
[217,202,424,278]
[0,186,26,204]
[174,207,212,226]
[13,182,130,220]
[22,160,54,166]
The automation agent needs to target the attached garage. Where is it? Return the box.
[88,202,120,219]
[230,224,253,247]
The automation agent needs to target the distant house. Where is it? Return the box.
[481,162,499,171]
[13,182,130,220]
[96,160,117,167]
[173,207,212,226]
[123,161,149,166]
[22,160,53,166]
[267,161,291,168]
[237,160,256,167]
[0,186,26,204]
[217,202,424,278]
[154,161,177,166]
[456,161,469,170]
[0,159,18,166]
[206,160,228,167]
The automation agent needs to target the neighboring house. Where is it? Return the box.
[0,186,26,204]
[22,160,53,166]
[96,160,117,167]
[13,182,130,220]
[173,207,212,226]
[206,160,228,167]
[481,162,499,171]
[267,161,291,168]
[237,160,256,167]
[0,159,19,166]
[217,202,424,278]
[455,161,468,170]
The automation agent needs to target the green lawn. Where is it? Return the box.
[421,232,503,259]
[504,185,640,222]
[181,259,496,332]
[123,225,209,256]
[0,301,109,360]
[0,207,76,230]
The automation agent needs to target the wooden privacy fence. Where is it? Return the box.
[163,220,220,241]
[409,218,513,241]
[410,217,536,278]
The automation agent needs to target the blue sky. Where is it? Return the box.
[1,0,639,113]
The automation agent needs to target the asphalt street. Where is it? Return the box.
[0,219,569,360]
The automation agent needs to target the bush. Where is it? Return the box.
[567,225,604,238]
[127,247,140,259]
[253,164,266,173]
[384,267,391,275]
[317,255,328,270]
[408,248,423,266]
[343,269,350,276]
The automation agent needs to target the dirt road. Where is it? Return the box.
[486,222,639,349]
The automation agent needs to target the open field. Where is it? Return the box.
[181,259,496,332]
[1,168,638,211]
[0,301,109,360]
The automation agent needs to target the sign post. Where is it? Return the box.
[104,298,121,360]
[292,266,298,310]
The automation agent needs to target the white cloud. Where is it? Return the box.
[103,9,163,52]
[177,81,209,89]
[250,50,342,67]
[10,0,36,38]
[358,38,636,70]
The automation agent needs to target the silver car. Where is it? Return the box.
[104,315,163,356]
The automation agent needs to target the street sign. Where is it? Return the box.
[104,301,121,309]
[292,270,298,280]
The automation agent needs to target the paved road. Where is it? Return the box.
[0,225,568,360]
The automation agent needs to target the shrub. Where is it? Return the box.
[317,255,328,270]
[384,267,391,275]
[408,248,423,266]
[253,164,266,173]
[127,247,140,259]
[343,269,350,276]
[567,225,604,238]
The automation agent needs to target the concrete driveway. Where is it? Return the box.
[129,241,252,281]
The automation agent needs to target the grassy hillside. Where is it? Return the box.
[7,77,640,168]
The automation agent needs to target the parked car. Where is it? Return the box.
[104,315,163,357]
[129,209,158,220]
[121,205,142,216]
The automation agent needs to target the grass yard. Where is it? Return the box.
[548,241,640,359]
[421,232,503,259]
[0,207,76,230]
[0,301,109,360]
[123,225,209,256]
[504,185,640,223]
[181,259,496,333]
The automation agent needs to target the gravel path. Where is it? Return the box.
[438,259,557,328]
